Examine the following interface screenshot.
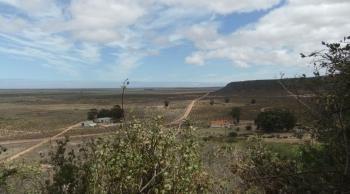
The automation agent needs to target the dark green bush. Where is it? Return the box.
[255,108,296,132]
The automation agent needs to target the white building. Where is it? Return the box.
[81,120,97,127]
[94,117,113,124]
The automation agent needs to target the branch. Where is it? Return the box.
[139,166,169,193]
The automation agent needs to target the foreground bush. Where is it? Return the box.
[233,137,350,193]
[45,118,209,194]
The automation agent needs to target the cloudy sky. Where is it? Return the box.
[0,0,349,88]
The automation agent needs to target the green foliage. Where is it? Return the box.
[251,99,256,104]
[234,36,350,193]
[164,100,169,107]
[255,108,296,132]
[209,99,214,106]
[87,105,124,121]
[245,125,252,131]
[44,118,209,194]
[87,109,98,120]
[230,107,241,123]
[232,138,345,193]
[109,105,124,120]
[228,132,237,138]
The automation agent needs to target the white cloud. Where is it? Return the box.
[184,0,350,68]
[1,0,349,81]
[159,0,281,14]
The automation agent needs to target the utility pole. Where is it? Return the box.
[121,78,130,115]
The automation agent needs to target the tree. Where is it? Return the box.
[87,109,98,120]
[225,98,230,103]
[210,99,214,106]
[231,107,241,124]
[97,109,110,118]
[300,36,350,183]
[110,105,124,121]
[255,108,296,132]
[251,99,256,104]
[164,100,169,108]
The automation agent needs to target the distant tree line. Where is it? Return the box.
[87,105,124,121]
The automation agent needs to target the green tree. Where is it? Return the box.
[230,107,241,123]
[110,105,124,121]
[210,99,214,106]
[255,108,296,132]
[87,109,98,120]
[164,100,169,108]
[251,99,256,104]
[97,109,110,118]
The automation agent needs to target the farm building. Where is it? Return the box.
[210,120,233,128]
[81,120,97,127]
[94,117,113,124]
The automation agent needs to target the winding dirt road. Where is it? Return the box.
[1,92,210,162]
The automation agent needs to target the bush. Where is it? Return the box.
[44,118,209,193]
[235,127,240,132]
[233,137,349,193]
[164,100,169,107]
[255,108,296,132]
[251,99,256,104]
[228,132,237,137]
[245,125,252,131]
[224,98,230,103]
[230,107,241,124]
[210,99,214,106]
[87,105,124,121]
[87,109,98,120]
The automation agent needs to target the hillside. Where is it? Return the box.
[214,78,316,96]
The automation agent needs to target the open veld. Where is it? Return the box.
[0,80,315,192]
[0,87,215,161]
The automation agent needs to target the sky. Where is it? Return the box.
[0,0,349,88]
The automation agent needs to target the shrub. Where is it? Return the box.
[88,105,124,121]
[230,107,241,124]
[245,125,252,131]
[233,137,348,193]
[87,109,98,120]
[224,98,230,103]
[255,108,296,132]
[228,132,237,137]
[210,99,214,106]
[109,105,124,121]
[44,118,209,193]
[235,127,240,132]
[251,99,256,104]
[164,100,169,107]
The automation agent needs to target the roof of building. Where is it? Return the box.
[96,117,112,120]
[211,120,231,126]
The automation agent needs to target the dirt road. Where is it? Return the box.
[169,92,209,127]
[3,123,81,162]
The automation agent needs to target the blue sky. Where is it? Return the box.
[0,0,349,88]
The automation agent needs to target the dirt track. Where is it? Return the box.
[169,92,209,127]
[4,123,81,162]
